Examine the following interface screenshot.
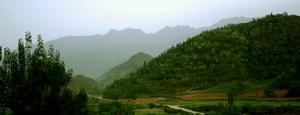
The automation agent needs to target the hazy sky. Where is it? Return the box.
[1,0,300,48]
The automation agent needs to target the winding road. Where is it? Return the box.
[166,105,205,115]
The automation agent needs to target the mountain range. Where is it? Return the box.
[45,17,252,78]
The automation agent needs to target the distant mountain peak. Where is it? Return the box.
[133,52,151,57]
[129,52,152,62]
[156,25,197,35]
[107,29,118,34]
[122,28,144,32]
[159,25,194,31]
[210,17,252,29]
[107,28,145,35]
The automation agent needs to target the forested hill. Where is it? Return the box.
[103,13,300,99]
[45,17,251,78]
[98,52,153,87]
[68,75,101,95]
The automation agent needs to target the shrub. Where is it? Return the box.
[264,87,276,97]
[286,82,300,97]
[98,101,134,115]
[163,107,181,114]
[0,107,13,115]
[148,103,162,108]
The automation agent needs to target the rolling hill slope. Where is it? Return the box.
[103,13,300,99]
[98,52,153,87]
[68,75,101,95]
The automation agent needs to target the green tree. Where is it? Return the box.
[225,86,241,115]
[74,89,88,115]
[0,32,88,115]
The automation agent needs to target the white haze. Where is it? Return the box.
[1,0,300,48]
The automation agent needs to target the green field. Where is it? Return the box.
[131,98,300,115]
[135,108,168,115]
[86,77,300,115]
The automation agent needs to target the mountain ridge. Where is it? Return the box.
[45,17,252,78]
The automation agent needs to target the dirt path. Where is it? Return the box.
[88,95,102,99]
[166,105,205,115]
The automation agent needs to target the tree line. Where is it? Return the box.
[0,32,88,115]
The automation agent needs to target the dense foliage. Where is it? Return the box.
[103,13,300,99]
[0,32,88,115]
[97,101,134,115]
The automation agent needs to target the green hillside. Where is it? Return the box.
[98,52,153,87]
[103,13,300,99]
[68,75,101,95]
[45,17,251,78]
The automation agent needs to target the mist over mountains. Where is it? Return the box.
[45,17,251,78]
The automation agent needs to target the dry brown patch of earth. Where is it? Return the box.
[176,91,227,100]
[133,97,165,103]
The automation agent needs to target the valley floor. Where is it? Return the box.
[132,94,300,115]
[88,89,300,115]
[89,80,300,114]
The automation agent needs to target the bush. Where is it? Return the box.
[148,103,162,108]
[264,87,276,97]
[221,104,241,115]
[163,107,181,114]
[206,105,241,115]
[240,103,255,114]
[98,101,134,115]
[0,107,13,115]
[277,104,299,112]
[286,82,300,97]
[183,105,219,113]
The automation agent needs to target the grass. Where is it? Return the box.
[135,108,167,115]
[87,95,300,115]
[157,98,300,107]
[87,79,298,114]
[156,99,300,114]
